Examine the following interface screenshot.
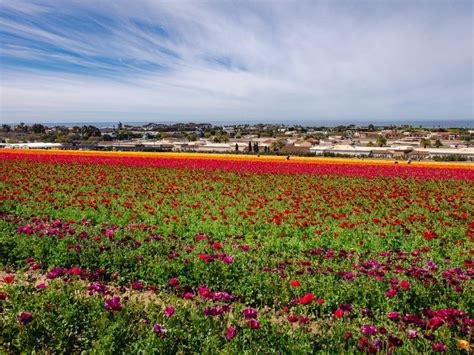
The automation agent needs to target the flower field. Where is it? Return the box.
[0,150,473,353]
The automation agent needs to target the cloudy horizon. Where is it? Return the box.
[0,0,472,124]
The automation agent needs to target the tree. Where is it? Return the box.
[31,124,46,134]
[368,124,375,131]
[14,122,28,133]
[367,141,374,147]
[420,138,431,148]
[434,139,442,148]
[271,139,286,151]
[253,142,259,153]
[376,135,387,147]
[1,124,11,133]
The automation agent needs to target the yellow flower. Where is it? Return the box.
[457,339,470,350]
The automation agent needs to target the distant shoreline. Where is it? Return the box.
[3,120,474,129]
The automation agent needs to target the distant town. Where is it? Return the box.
[1,122,473,161]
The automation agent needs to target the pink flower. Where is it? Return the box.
[169,278,179,286]
[223,255,234,264]
[164,306,175,317]
[385,288,398,298]
[226,327,236,340]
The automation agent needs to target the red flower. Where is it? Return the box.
[2,275,15,284]
[334,309,344,318]
[317,298,325,304]
[299,292,315,305]
[400,280,410,291]
[289,280,300,287]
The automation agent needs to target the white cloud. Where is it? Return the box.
[0,0,472,123]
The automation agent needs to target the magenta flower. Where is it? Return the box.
[361,324,377,335]
[247,319,260,329]
[153,323,167,335]
[18,312,33,325]
[387,311,399,321]
[104,297,123,312]
[223,255,234,264]
[242,307,257,320]
[226,327,236,340]
[36,283,47,290]
[432,343,447,352]
[164,306,175,317]
[131,282,143,290]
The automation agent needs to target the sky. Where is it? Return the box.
[0,0,472,124]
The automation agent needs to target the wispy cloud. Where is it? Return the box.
[0,0,472,123]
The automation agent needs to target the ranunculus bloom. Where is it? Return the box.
[407,330,418,339]
[18,312,33,325]
[299,292,315,305]
[104,297,123,311]
[385,288,398,298]
[2,275,15,284]
[388,335,403,348]
[289,280,300,287]
[36,283,47,290]
[153,323,167,335]
[247,319,260,329]
[334,309,344,318]
[287,315,298,323]
[428,317,444,329]
[400,280,410,291]
[169,278,179,286]
[457,340,470,350]
[432,343,446,352]
[0,291,8,300]
[317,298,325,304]
[242,307,257,320]
[361,324,377,335]
[387,311,399,321]
[131,282,143,290]
[164,306,175,317]
[223,256,234,264]
[226,327,236,340]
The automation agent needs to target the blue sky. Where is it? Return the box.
[0,0,472,124]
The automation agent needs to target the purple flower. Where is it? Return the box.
[361,324,378,335]
[242,307,257,320]
[164,306,175,317]
[226,327,236,340]
[18,312,33,325]
[104,297,123,312]
[36,283,47,290]
[153,323,167,335]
